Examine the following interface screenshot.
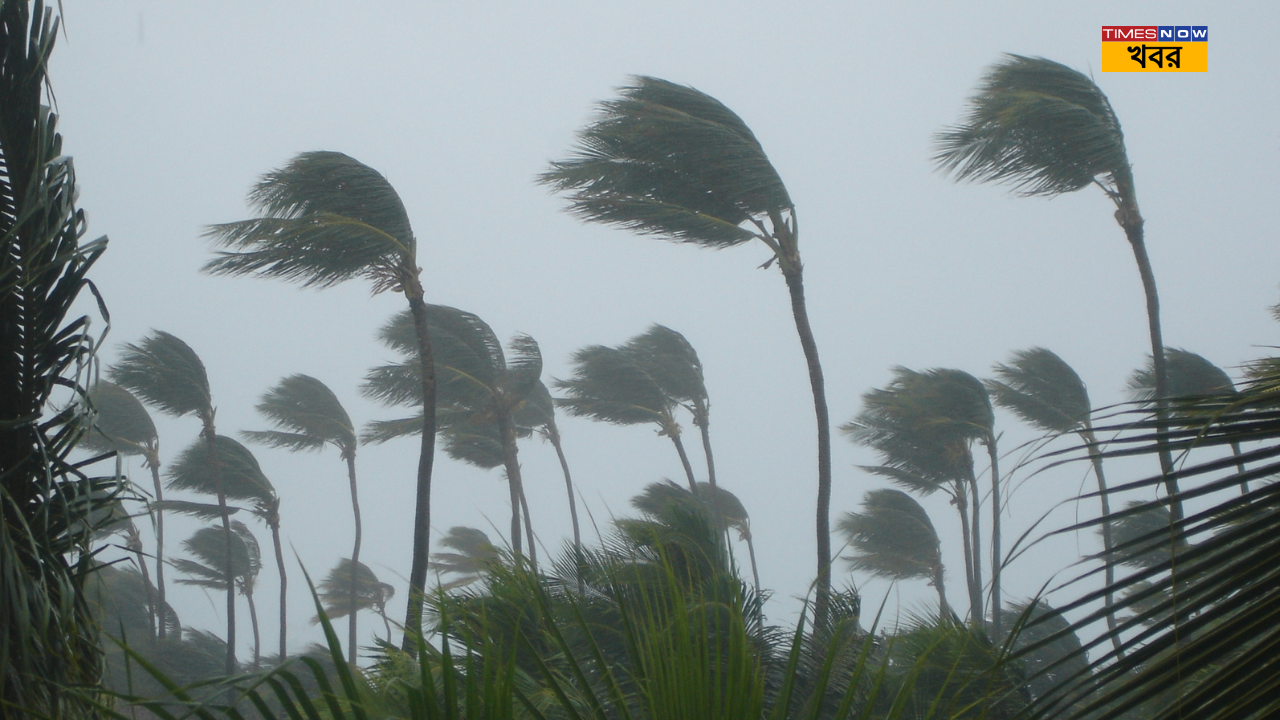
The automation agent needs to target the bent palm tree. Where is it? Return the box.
[109,331,239,674]
[935,55,1179,522]
[518,381,582,554]
[204,151,438,652]
[362,306,543,559]
[988,347,1123,655]
[631,480,761,594]
[837,488,951,617]
[82,381,172,639]
[540,76,836,622]
[431,526,501,591]
[242,374,363,663]
[317,559,396,643]
[555,343,699,491]
[173,521,263,669]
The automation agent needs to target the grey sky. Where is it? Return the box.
[54,1,1280,657]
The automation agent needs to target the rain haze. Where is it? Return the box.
[53,1,1280,660]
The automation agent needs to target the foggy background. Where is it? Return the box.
[52,1,1280,658]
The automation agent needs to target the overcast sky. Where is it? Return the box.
[52,1,1280,659]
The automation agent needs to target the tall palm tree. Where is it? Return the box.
[518,381,582,554]
[844,367,993,625]
[362,306,544,559]
[173,521,263,670]
[837,488,951,617]
[1129,348,1252,492]
[540,76,836,622]
[162,435,286,662]
[431,526,501,591]
[109,331,240,674]
[242,374,364,664]
[555,343,699,491]
[204,150,439,652]
[317,559,396,643]
[934,55,1179,523]
[988,347,1124,655]
[82,381,173,639]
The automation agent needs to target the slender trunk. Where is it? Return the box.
[246,589,260,671]
[345,453,362,666]
[380,606,392,639]
[126,526,156,641]
[499,416,524,556]
[402,294,437,655]
[933,565,952,620]
[987,440,1003,640]
[1120,214,1180,523]
[1081,425,1125,659]
[669,431,698,492]
[745,533,761,596]
[953,483,982,624]
[548,425,581,553]
[203,422,236,676]
[966,467,984,626]
[695,407,717,489]
[519,482,537,567]
[146,452,167,640]
[780,264,833,627]
[271,516,286,661]
[1230,441,1250,494]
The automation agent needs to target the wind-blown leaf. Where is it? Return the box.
[109,331,212,419]
[988,347,1092,434]
[837,489,943,582]
[80,381,157,456]
[243,374,356,458]
[166,435,276,505]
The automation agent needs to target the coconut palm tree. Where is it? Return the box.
[81,381,173,639]
[540,76,837,622]
[173,521,263,669]
[630,480,761,594]
[161,435,287,662]
[204,150,439,652]
[844,367,993,625]
[109,331,240,674]
[242,374,363,663]
[431,526,501,591]
[362,306,544,559]
[555,343,699,491]
[518,381,583,554]
[1129,348,1252,492]
[837,488,951,618]
[316,559,396,643]
[934,55,1179,523]
[988,347,1123,654]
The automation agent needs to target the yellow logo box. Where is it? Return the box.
[1102,41,1207,72]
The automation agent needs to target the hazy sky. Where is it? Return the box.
[53,1,1280,658]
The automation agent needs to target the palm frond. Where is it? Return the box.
[554,344,673,427]
[79,381,157,457]
[837,489,943,582]
[244,373,356,457]
[988,347,1092,434]
[173,521,261,592]
[166,435,276,505]
[203,151,415,294]
[153,499,242,521]
[316,558,394,620]
[623,324,708,406]
[934,55,1131,198]
[1127,347,1237,404]
[108,330,212,419]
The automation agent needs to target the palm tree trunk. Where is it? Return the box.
[519,483,537,567]
[1230,441,1251,494]
[203,423,237,676]
[246,589,261,671]
[932,565,952,620]
[499,416,524,557]
[126,526,156,640]
[146,454,168,640]
[953,483,982,624]
[987,440,1002,640]
[1081,426,1125,659]
[1120,214,1180,523]
[345,453,362,666]
[966,469,984,625]
[547,425,581,553]
[695,408,717,488]
[745,533,761,596]
[779,263,833,628]
[669,432,698,493]
[271,516,287,661]
[402,294,437,655]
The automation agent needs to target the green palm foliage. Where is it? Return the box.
[317,558,396,642]
[838,489,950,617]
[173,521,263,669]
[1000,600,1089,707]
[935,54,1179,524]
[204,150,439,653]
[555,342,701,491]
[243,373,363,663]
[844,367,993,625]
[362,306,543,559]
[631,480,761,594]
[987,347,1123,654]
[540,75,837,623]
[432,526,501,591]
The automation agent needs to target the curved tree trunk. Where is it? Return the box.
[1230,441,1250,494]
[499,416,524,557]
[246,589,261,671]
[402,294,437,655]
[987,440,1002,640]
[202,421,236,676]
[966,468,984,626]
[146,453,168,640]
[695,408,717,489]
[345,453,362,666]
[519,481,537,567]
[745,533,761,596]
[125,525,156,641]
[953,483,982,624]
[933,565,952,620]
[669,432,698,493]
[547,425,581,553]
[271,514,286,661]
[780,264,833,628]
[1081,425,1125,659]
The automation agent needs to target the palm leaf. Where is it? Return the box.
[108,330,212,419]
[1128,347,1237,404]
[80,381,158,457]
[166,435,276,505]
[554,344,673,427]
[837,489,943,582]
[243,373,356,457]
[173,521,261,592]
[987,347,1092,434]
[316,558,394,620]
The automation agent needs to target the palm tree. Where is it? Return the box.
[837,488,951,617]
[82,381,173,639]
[109,331,240,674]
[204,150,439,652]
[173,521,263,670]
[1129,348,1252,492]
[317,559,396,643]
[934,55,1179,523]
[630,480,761,594]
[844,367,993,625]
[988,347,1124,654]
[431,526,501,591]
[555,343,699,491]
[540,76,836,622]
[362,306,544,559]
[518,381,582,554]
[242,374,363,664]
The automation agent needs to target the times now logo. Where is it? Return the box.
[1102,26,1208,42]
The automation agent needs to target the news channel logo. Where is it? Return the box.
[1102,26,1207,72]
